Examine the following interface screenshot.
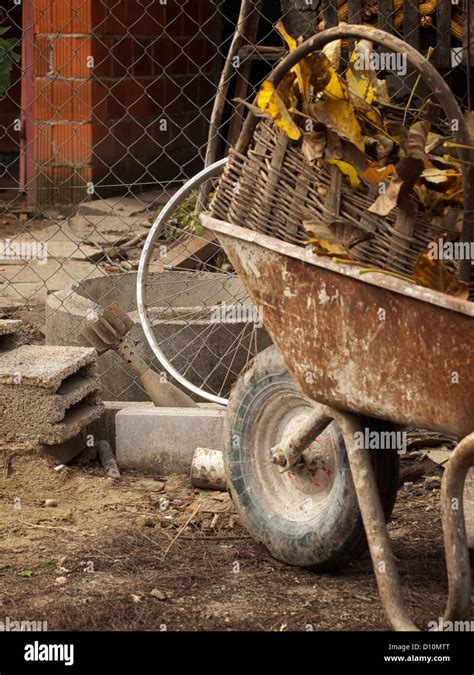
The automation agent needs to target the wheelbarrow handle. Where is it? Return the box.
[236,25,474,282]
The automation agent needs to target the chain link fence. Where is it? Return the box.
[0,0,472,403]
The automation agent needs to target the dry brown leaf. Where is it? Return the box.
[308,53,333,95]
[421,167,460,185]
[306,233,351,258]
[413,252,469,299]
[322,39,341,70]
[361,162,396,186]
[302,130,327,164]
[368,175,404,216]
[397,120,430,187]
[302,214,335,241]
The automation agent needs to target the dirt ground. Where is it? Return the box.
[0,452,472,632]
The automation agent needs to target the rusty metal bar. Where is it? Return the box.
[345,422,474,630]
[271,406,332,469]
[274,403,474,630]
[441,433,474,621]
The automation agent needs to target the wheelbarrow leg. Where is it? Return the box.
[279,403,474,630]
[345,424,474,631]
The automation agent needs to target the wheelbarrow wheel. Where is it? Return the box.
[225,346,399,570]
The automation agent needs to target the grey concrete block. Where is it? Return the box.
[0,344,97,388]
[87,400,155,451]
[115,407,226,474]
[87,401,224,452]
[0,345,103,449]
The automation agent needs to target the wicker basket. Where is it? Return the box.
[210,116,462,279]
[209,23,474,294]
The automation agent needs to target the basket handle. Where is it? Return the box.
[236,25,474,282]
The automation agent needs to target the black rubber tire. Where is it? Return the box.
[225,345,400,571]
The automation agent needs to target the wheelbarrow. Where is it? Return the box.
[200,25,474,631]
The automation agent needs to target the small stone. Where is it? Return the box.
[137,516,156,528]
[43,499,58,507]
[140,479,165,492]
[54,464,67,472]
[131,594,142,603]
[423,476,441,490]
[55,576,68,585]
[150,588,167,601]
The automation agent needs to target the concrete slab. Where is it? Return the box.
[87,400,223,451]
[115,407,226,474]
[0,344,97,388]
[0,344,103,449]
[0,260,104,301]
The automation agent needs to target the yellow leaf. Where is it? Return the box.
[275,20,297,52]
[275,21,308,98]
[324,68,347,100]
[327,159,360,187]
[306,233,351,258]
[413,252,469,299]
[257,80,301,140]
[310,98,364,150]
[346,69,376,105]
[347,40,390,105]
[275,21,331,100]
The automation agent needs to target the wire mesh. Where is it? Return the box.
[0,0,472,402]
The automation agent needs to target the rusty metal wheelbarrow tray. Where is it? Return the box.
[202,215,474,440]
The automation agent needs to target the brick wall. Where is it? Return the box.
[33,0,219,205]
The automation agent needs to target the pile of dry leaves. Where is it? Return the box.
[251,23,471,299]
